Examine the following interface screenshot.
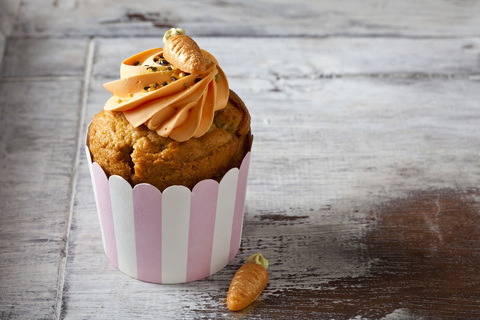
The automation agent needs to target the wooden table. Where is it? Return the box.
[1,1,480,319]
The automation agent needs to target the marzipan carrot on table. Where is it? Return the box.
[226,253,269,311]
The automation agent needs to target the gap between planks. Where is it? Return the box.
[0,76,83,82]
[5,33,480,40]
[1,73,478,83]
[53,36,95,320]
[231,73,480,80]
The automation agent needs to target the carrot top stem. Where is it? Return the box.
[246,253,269,269]
[163,27,186,43]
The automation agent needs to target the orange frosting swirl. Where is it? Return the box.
[103,47,229,142]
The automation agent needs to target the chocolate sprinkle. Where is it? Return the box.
[134,61,140,66]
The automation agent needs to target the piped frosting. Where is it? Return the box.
[103,33,229,142]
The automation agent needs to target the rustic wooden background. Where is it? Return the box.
[1,1,480,319]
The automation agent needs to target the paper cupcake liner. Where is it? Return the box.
[86,128,252,284]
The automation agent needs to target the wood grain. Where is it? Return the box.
[0,0,20,37]
[1,1,480,319]
[252,189,480,319]
[91,37,480,80]
[0,80,83,319]
[0,0,21,66]
[1,38,89,78]
[64,45,480,318]
[10,0,480,38]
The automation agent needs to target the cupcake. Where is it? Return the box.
[86,28,252,284]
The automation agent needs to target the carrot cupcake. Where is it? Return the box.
[86,28,252,283]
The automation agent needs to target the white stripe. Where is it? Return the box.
[86,146,107,254]
[210,169,239,275]
[109,175,137,278]
[162,186,191,284]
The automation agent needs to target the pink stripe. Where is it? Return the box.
[229,152,251,262]
[133,184,162,283]
[186,180,219,282]
[92,163,118,269]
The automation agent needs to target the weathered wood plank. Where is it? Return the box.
[248,189,480,320]
[88,36,480,227]
[0,0,21,36]
[0,79,83,319]
[12,0,480,38]
[91,37,480,81]
[63,35,480,318]
[0,33,5,67]
[63,72,480,318]
[1,38,89,77]
[0,0,21,66]
[236,76,480,222]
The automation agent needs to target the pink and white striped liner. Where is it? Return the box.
[85,142,251,284]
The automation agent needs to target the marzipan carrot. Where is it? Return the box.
[226,253,269,311]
